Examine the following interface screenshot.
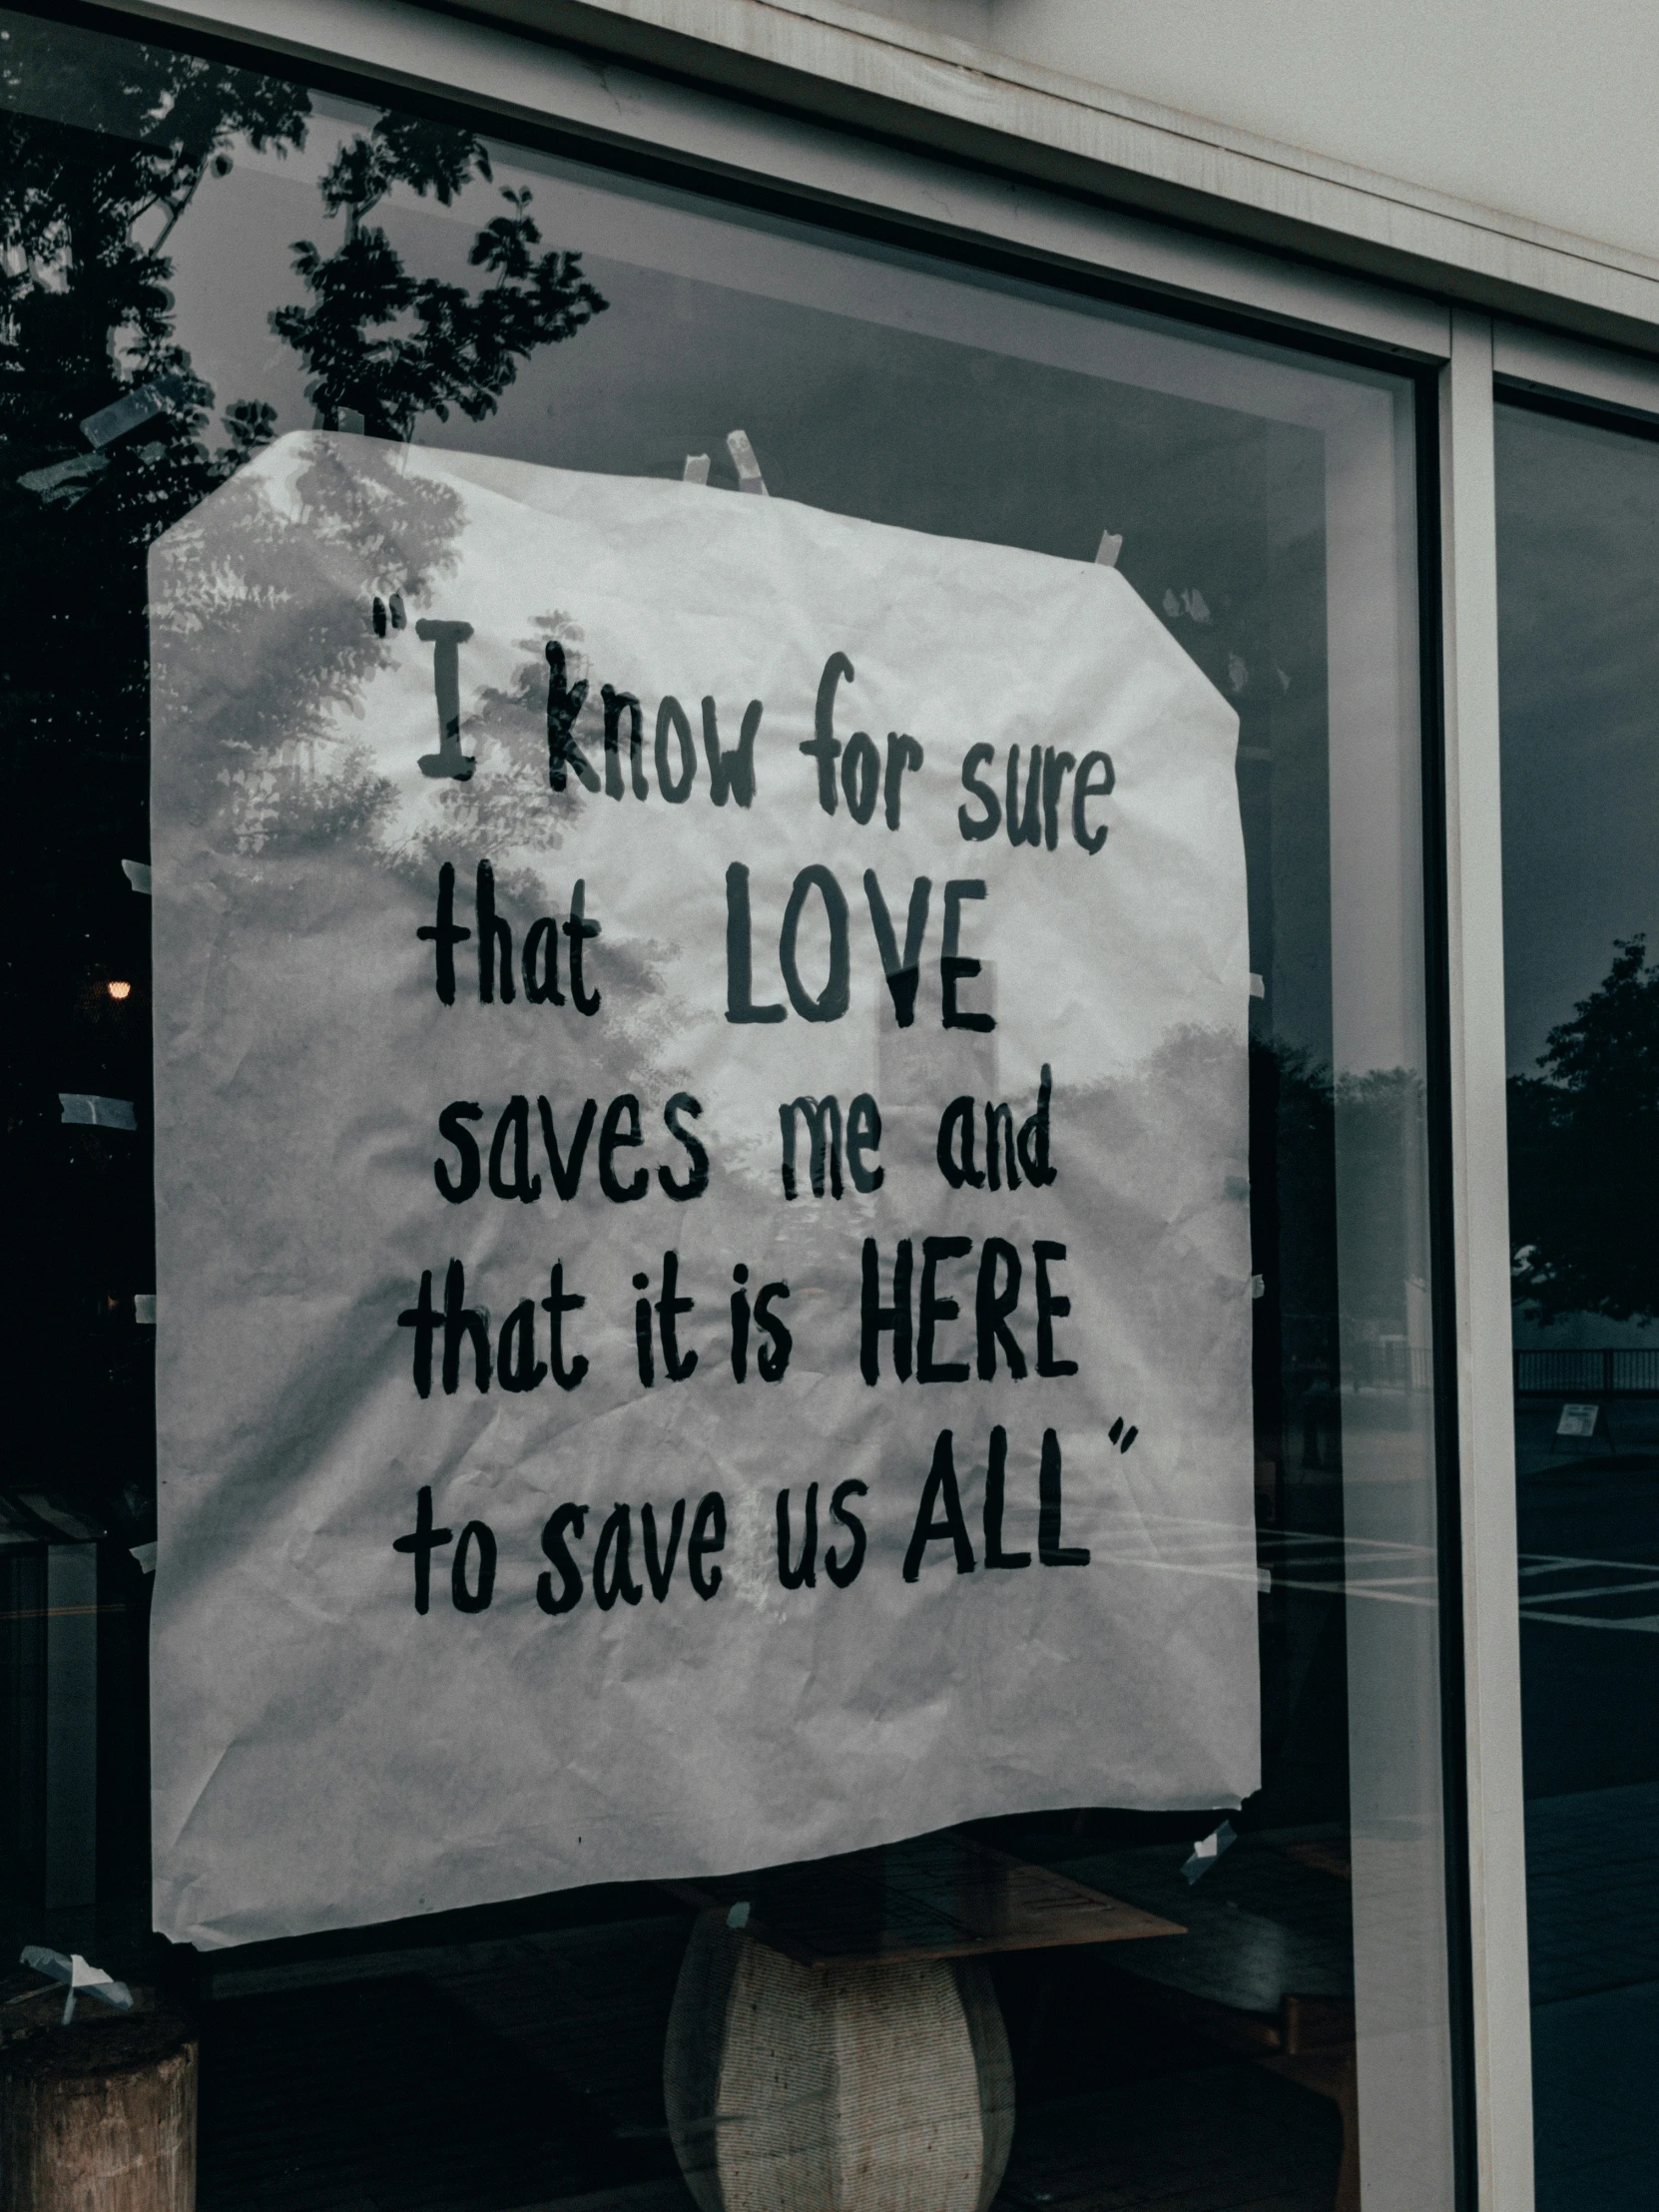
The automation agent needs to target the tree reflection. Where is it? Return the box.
[1510,934,1659,1325]
[1,19,607,1553]
[274,114,605,439]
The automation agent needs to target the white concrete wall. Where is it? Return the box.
[435,0,1658,343]
[139,0,1659,339]
[807,0,1656,266]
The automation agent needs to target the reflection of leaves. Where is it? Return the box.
[273,118,607,440]
[9,28,615,1549]
[443,615,688,1053]
[218,399,279,473]
[0,25,311,776]
[151,436,465,855]
[436,611,587,860]
[1332,1065,1427,1330]
[1,24,311,1541]
[1249,1038,1425,1342]
[320,112,486,226]
[1509,934,1659,1323]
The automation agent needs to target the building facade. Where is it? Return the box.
[5,4,1658,2208]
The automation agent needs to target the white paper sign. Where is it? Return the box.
[149,434,1258,1948]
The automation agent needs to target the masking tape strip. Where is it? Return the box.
[19,1945,134,2023]
[682,453,711,485]
[1095,528,1123,568]
[80,372,190,450]
[122,858,151,893]
[134,1294,157,1326]
[19,452,107,496]
[59,1094,137,1130]
[726,429,768,495]
[1181,1819,1237,1885]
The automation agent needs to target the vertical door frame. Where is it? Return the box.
[1438,306,1535,2212]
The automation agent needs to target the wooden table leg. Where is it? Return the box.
[1258,2048,1359,2212]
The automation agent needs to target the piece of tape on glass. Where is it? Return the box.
[726,429,768,495]
[1095,528,1123,568]
[18,452,108,496]
[20,1944,134,2024]
[1250,1274,1265,1300]
[1181,1820,1237,1885]
[131,1541,158,1575]
[135,1294,157,1326]
[682,454,711,485]
[60,1093,138,1129]
[726,1901,751,1930]
[60,1093,137,1130]
[122,858,152,893]
[1249,972,1266,998]
[79,372,190,450]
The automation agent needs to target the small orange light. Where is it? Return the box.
[106,980,132,1001]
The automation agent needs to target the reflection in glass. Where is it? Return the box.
[2,12,1452,2209]
[1498,397,1659,2211]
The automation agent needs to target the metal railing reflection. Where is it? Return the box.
[1089,1509,1441,1608]
[1514,1348,1659,1396]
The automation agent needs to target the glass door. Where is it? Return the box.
[1496,391,1659,2210]
[1,12,1457,2206]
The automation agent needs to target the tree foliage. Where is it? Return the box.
[272,117,607,438]
[0,19,606,1543]
[0,25,310,540]
[1509,935,1659,1323]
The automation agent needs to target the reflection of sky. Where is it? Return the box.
[1497,403,1659,1072]
[149,99,1356,1069]
[2,24,1421,1080]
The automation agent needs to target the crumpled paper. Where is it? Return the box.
[148,434,1258,1948]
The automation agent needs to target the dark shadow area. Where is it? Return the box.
[1497,395,1659,2207]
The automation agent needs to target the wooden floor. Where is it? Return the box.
[195,1913,1342,2212]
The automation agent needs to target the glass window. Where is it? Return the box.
[1497,394,1659,2211]
[1,11,1456,2208]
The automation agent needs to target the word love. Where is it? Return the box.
[727,865,995,1031]
[417,859,1007,1035]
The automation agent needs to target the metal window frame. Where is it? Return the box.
[51,5,1659,2207]
[1494,319,1659,425]
[1438,308,1533,2212]
[1450,312,1659,2212]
